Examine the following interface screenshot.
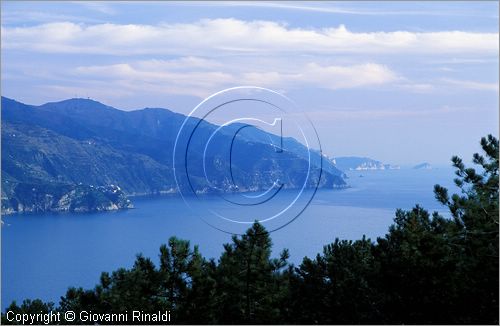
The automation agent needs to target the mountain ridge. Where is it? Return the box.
[1,96,346,214]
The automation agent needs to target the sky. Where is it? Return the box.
[1,1,498,165]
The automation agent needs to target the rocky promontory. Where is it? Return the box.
[1,184,133,215]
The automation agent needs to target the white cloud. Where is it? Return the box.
[10,51,496,100]
[306,105,476,121]
[70,59,399,97]
[2,19,498,56]
[2,18,497,101]
[300,62,399,89]
[398,83,435,93]
[171,2,497,18]
[0,11,106,24]
[176,2,381,16]
[71,2,116,15]
[442,78,499,91]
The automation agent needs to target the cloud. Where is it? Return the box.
[172,1,497,18]
[300,63,399,89]
[2,19,498,56]
[71,2,116,15]
[305,105,477,121]
[0,11,106,24]
[397,83,435,93]
[69,59,399,98]
[9,51,495,100]
[176,2,386,16]
[441,78,499,92]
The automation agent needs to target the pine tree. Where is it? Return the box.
[215,222,289,324]
[433,134,499,323]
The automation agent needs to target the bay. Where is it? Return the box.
[1,167,457,310]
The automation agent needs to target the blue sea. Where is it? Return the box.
[1,167,458,310]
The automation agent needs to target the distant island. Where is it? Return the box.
[332,156,400,172]
[1,97,346,215]
[413,162,432,170]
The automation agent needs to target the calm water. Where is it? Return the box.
[2,168,457,309]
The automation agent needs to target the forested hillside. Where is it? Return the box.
[1,97,345,214]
